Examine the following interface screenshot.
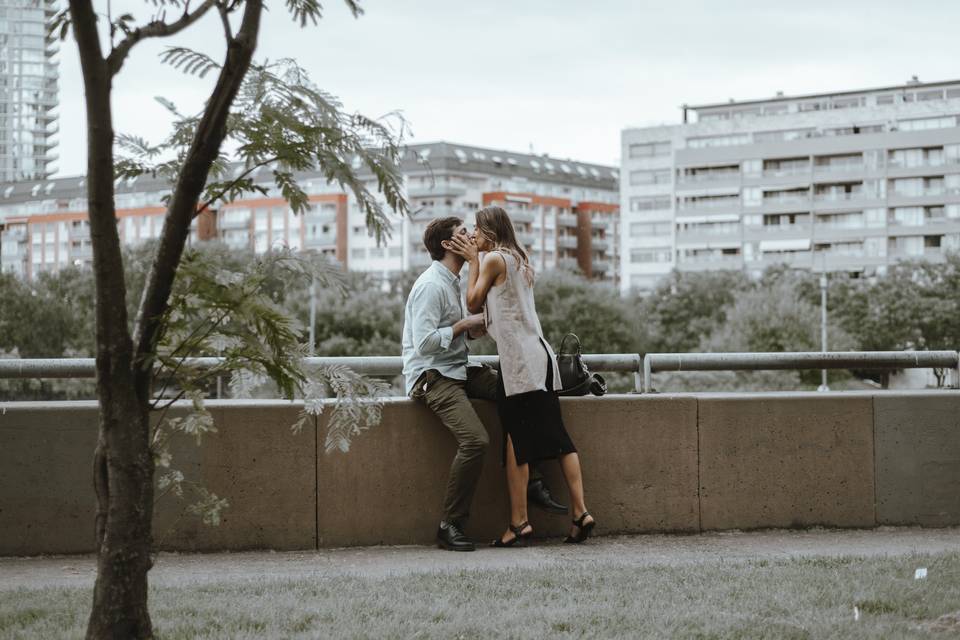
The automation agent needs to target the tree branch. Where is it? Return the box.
[133,0,263,393]
[216,1,233,41]
[195,155,278,217]
[106,0,217,77]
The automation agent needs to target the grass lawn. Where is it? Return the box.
[3,551,960,639]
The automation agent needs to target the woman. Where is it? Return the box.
[447,205,595,546]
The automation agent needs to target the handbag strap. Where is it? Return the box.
[559,333,581,356]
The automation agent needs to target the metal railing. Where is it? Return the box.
[642,350,960,393]
[2,351,958,395]
[0,354,645,391]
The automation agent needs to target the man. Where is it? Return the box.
[402,217,566,552]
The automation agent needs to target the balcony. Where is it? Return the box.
[762,166,810,179]
[591,237,610,251]
[557,214,578,227]
[678,198,740,212]
[510,210,536,223]
[219,217,251,230]
[556,236,578,249]
[759,196,810,213]
[813,191,864,203]
[591,260,611,273]
[304,209,336,224]
[557,257,579,270]
[406,185,466,198]
[813,163,865,176]
[677,171,740,185]
[515,231,535,245]
[305,234,336,246]
[757,251,814,268]
[68,225,90,239]
[676,254,742,271]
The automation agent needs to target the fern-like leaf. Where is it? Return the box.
[160,47,222,78]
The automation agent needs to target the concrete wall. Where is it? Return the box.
[1,391,959,556]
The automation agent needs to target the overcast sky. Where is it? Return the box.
[53,0,960,177]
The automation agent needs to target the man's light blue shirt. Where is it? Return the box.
[401,261,473,395]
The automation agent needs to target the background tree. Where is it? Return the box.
[58,0,409,636]
[534,269,646,355]
[639,270,751,353]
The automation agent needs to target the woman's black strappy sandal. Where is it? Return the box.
[564,511,595,544]
[491,521,533,548]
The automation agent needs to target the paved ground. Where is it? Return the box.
[2,527,959,591]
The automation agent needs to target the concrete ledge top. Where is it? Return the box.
[0,390,958,411]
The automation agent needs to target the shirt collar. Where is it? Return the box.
[431,260,461,284]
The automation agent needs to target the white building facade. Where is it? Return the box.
[0,142,621,282]
[621,78,960,294]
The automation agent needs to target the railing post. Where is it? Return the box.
[642,354,652,393]
[954,351,960,390]
[633,354,642,393]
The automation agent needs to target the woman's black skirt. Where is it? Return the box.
[496,342,577,466]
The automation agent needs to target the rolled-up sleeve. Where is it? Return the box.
[411,283,454,355]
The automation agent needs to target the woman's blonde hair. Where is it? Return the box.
[475,206,535,285]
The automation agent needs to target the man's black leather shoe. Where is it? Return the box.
[528,478,568,515]
[436,522,475,552]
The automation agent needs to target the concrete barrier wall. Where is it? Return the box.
[1,392,959,555]
[698,394,876,530]
[874,392,960,526]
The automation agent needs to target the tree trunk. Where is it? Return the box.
[69,0,155,637]
[68,0,263,635]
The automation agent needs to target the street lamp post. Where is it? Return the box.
[818,273,830,392]
[308,275,317,356]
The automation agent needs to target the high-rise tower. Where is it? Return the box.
[0,0,58,181]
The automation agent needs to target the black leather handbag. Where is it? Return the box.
[556,333,607,397]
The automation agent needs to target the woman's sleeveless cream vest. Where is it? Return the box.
[483,251,561,396]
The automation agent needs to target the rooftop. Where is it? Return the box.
[0,142,618,213]
[687,77,960,113]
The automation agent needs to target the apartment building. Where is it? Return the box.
[0,142,620,281]
[621,78,960,294]
[0,0,59,181]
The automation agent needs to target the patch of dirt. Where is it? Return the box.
[928,611,960,633]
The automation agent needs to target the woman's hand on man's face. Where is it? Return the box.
[447,233,479,261]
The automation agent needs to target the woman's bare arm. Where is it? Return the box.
[447,236,505,313]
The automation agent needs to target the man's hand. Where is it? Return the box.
[447,233,479,262]
[453,313,485,338]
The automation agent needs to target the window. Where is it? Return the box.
[629,169,671,186]
[630,247,672,263]
[630,222,672,237]
[832,96,863,109]
[629,196,671,212]
[742,159,762,176]
[742,187,762,207]
[899,116,956,131]
[753,129,815,143]
[350,248,365,260]
[864,208,886,228]
[890,207,923,226]
[628,141,671,158]
[876,94,895,105]
[918,90,944,102]
[687,133,751,148]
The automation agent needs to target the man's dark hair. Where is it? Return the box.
[423,216,462,261]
